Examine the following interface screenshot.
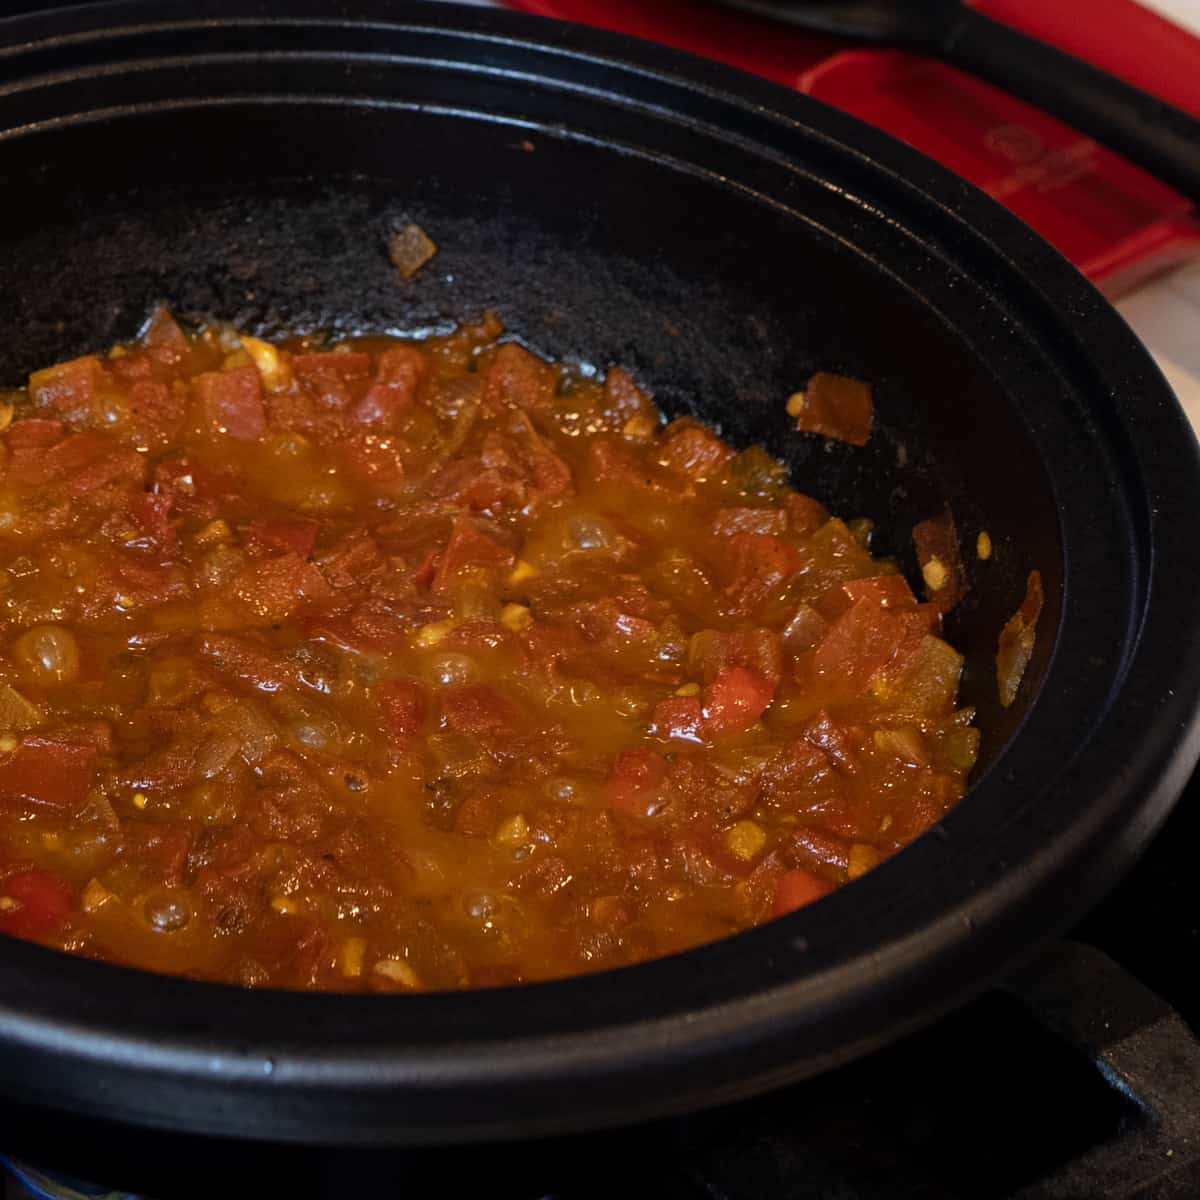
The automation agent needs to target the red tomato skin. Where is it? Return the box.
[607,747,668,816]
[246,517,320,560]
[29,355,107,423]
[6,418,65,449]
[0,869,73,938]
[0,739,98,812]
[702,666,776,737]
[378,680,428,741]
[842,575,918,610]
[194,365,266,441]
[653,696,704,742]
[353,345,428,430]
[481,343,556,414]
[293,351,371,382]
[432,519,514,593]
[812,597,907,695]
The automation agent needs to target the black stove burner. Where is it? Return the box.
[6,780,1200,1200]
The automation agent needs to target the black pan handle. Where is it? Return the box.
[941,8,1200,204]
[1002,941,1200,1199]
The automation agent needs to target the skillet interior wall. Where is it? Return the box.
[0,100,1060,771]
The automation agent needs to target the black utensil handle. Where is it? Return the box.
[1002,942,1200,1199]
[943,8,1200,204]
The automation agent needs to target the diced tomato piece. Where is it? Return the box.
[153,456,241,514]
[444,621,509,655]
[45,721,115,755]
[781,605,829,654]
[802,712,862,775]
[29,355,108,424]
[8,432,94,487]
[117,739,196,796]
[728,534,803,582]
[198,634,292,694]
[656,419,735,481]
[24,431,109,483]
[105,559,188,608]
[5,419,64,450]
[353,385,411,431]
[246,517,320,560]
[407,545,439,592]
[352,345,428,430]
[793,372,873,446]
[262,386,347,443]
[128,378,187,443]
[313,534,384,593]
[109,351,155,383]
[726,533,803,615]
[584,436,682,495]
[346,600,428,652]
[842,575,917,610]
[784,492,829,537]
[709,506,788,538]
[702,666,775,737]
[653,696,704,742]
[125,493,177,556]
[69,449,145,498]
[339,429,406,487]
[454,790,502,837]
[771,868,832,916]
[141,305,190,364]
[518,622,590,673]
[575,598,659,647]
[528,451,573,501]
[233,552,332,623]
[812,596,908,694]
[789,826,853,876]
[690,628,784,687]
[432,519,514,593]
[375,344,429,388]
[441,684,519,735]
[602,366,649,423]
[120,823,193,885]
[0,868,73,938]
[607,746,668,817]
[194,365,266,441]
[377,679,428,741]
[0,738,97,812]
[461,469,519,514]
[481,342,556,413]
[898,604,942,638]
[292,352,371,413]
[293,351,371,383]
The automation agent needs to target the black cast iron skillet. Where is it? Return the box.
[0,0,1199,1180]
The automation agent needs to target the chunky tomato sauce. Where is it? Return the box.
[0,311,978,990]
